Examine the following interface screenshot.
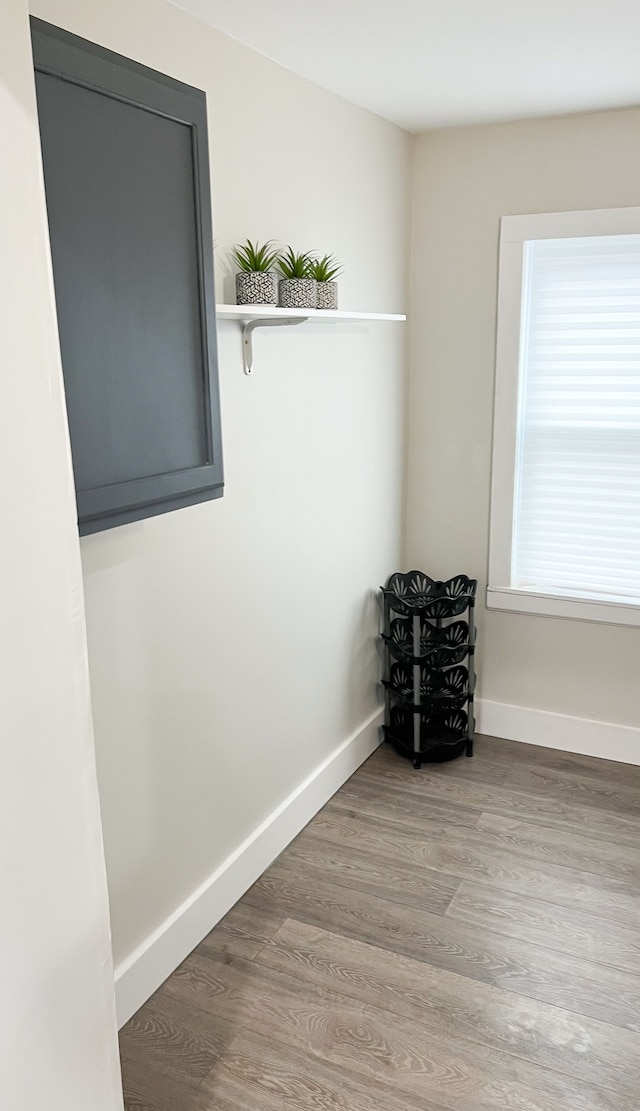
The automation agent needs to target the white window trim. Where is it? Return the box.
[488,205,640,628]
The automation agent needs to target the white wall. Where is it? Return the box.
[407,109,640,748]
[0,1,122,1107]
[31,0,411,1017]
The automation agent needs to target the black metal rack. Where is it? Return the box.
[381,571,477,768]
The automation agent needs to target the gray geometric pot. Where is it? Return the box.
[236,271,278,306]
[316,281,338,310]
[278,278,317,309]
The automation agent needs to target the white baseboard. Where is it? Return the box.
[476,698,640,766]
[114,709,383,1027]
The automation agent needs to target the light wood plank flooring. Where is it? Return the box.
[119,736,640,1111]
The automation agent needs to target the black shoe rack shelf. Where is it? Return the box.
[381,571,477,769]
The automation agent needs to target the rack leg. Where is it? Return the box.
[412,615,421,767]
[466,702,475,757]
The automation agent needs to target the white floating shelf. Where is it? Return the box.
[216,304,406,373]
[217,304,406,323]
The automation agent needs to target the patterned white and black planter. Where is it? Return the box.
[236,271,278,306]
[278,278,317,309]
[316,281,338,310]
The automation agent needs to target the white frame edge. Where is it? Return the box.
[487,587,640,627]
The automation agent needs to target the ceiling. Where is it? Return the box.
[170,0,640,132]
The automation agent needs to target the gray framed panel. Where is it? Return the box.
[31,18,223,534]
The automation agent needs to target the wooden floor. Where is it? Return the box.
[120,736,640,1111]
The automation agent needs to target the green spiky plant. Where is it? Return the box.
[276,247,315,279]
[231,239,280,273]
[308,253,343,282]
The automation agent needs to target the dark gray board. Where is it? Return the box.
[31,18,223,534]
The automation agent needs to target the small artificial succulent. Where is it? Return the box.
[308,253,342,282]
[231,239,280,273]
[276,246,315,279]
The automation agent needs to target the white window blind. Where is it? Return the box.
[513,234,640,604]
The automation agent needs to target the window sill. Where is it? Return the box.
[487,587,640,628]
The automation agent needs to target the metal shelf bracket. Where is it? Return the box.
[242,316,308,375]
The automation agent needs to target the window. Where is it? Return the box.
[488,207,640,627]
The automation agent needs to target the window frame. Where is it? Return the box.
[488,205,640,628]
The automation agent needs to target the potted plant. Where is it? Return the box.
[231,239,281,306]
[309,253,343,310]
[276,247,317,309]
